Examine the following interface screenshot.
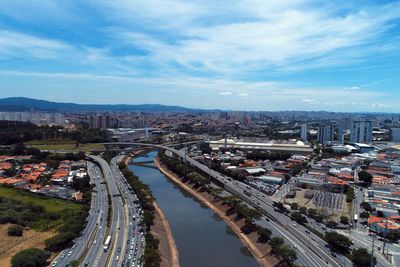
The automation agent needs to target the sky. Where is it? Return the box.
[0,0,399,112]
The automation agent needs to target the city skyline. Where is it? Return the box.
[1,1,400,111]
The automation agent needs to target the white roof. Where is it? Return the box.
[244,168,266,174]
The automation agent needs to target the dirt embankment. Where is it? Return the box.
[151,201,180,267]
[154,157,279,267]
[124,154,180,267]
[0,224,56,267]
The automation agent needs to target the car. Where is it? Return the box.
[84,261,89,266]
[116,256,119,261]
[72,244,76,249]
[311,237,316,241]
[94,240,97,244]
[331,253,337,258]
[292,223,297,227]
[305,230,310,234]
[67,251,72,257]
[118,247,121,252]
[52,261,58,267]
[60,254,65,259]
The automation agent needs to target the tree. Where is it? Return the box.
[360,201,373,212]
[257,227,272,243]
[346,187,355,202]
[351,248,375,267]
[8,225,23,237]
[385,231,400,242]
[358,170,373,185]
[340,216,349,225]
[376,210,385,218]
[299,206,307,214]
[11,248,50,267]
[360,211,370,220]
[277,244,297,264]
[325,232,353,253]
[326,220,338,229]
[269,237,285,253]
[290,202,298,210]
[292,211,308,224]
[207,187,223,199]
[222,195,241,208]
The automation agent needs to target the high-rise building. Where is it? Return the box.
[389,128,400,143]
[317,125,334,144]
[350,120,372,143]
[301,124,308,141]
[89,114,111,129]
[338,118,352,144]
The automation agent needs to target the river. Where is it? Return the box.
[129,151,259,267]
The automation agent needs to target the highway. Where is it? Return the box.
[104,142,349,267]
[110,156,145,267]
[89,155,127,267]
[51,162,109,267]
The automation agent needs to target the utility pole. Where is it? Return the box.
[371,234,375,267]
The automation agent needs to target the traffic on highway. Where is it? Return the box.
[50,155,145,267]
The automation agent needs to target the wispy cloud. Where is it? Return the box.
[218,91,232,96]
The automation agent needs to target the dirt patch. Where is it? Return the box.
[155,157,280,267]
[0,224,56,267]
[151,202,180,267]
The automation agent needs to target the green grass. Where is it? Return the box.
[25,139,105,152]
[25,138,76,145]
[0,186,82,214]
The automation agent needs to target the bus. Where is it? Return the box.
[103,235,112,251]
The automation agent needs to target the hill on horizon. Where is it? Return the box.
[0,97,198,112]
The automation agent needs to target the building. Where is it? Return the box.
[89,114,111,129]
[301,124,308,141]
[257,175,284,186]
[209,139,313,155]
[351,120,372,143]
[338,118,353,144]
[317,125,334,144]
[389,128,400,143]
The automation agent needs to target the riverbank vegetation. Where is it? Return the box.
[118,161,161,267]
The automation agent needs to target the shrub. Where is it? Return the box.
[8,225,23,237]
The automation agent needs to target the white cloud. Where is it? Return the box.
[345,86,361,90]
[218,91,232,95]
[238,93,248,97]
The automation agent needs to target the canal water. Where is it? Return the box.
[129,151,259,267]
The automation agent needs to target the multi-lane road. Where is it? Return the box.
[51,162,109,267]
[88,155,145,267]
[51,155,145,267]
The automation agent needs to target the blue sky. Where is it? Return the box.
[0,0,399,111]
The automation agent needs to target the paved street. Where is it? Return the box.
[51,162,109,267]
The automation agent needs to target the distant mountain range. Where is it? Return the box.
[0,97,198,112]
